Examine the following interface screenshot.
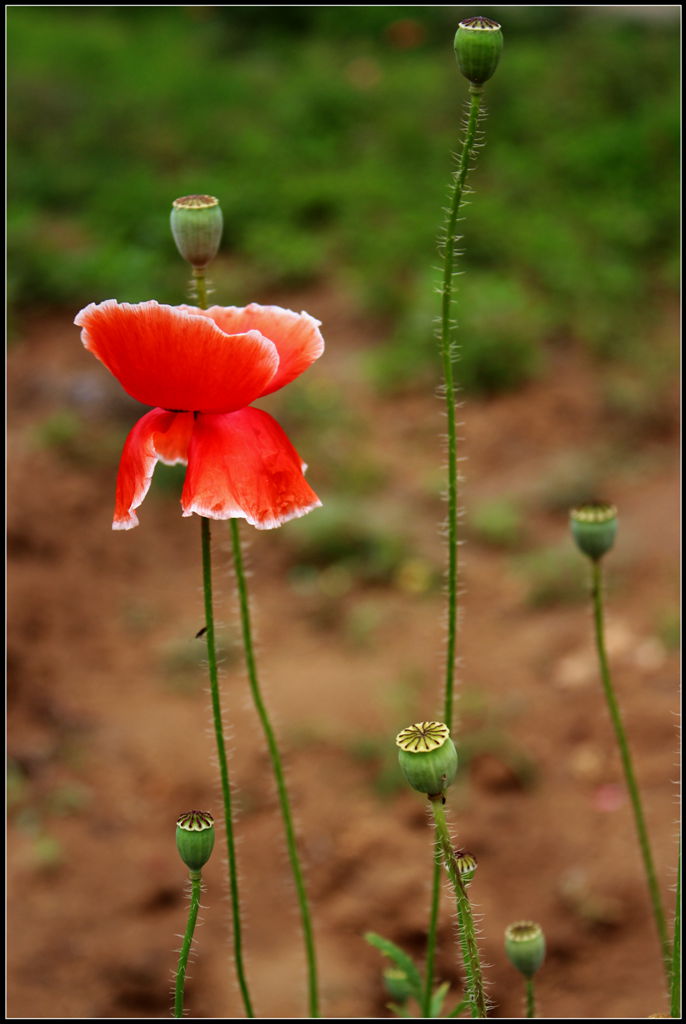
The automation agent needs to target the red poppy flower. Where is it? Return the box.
[74,300,324,530]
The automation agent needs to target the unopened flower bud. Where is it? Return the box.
[170,195,223,269]
[570,502,618,561]
[176,810,215,872]
[504,921,546,978]
[383,967,412,1004]
[455,848,478,886]
[454,17,503,86]
[396,721,458,796]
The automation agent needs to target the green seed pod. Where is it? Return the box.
[455,848,478,886]
[383,967,412,1004]
[504,921,546,978]
[570,502,618,561]
[176,810,215,872]
[170,194,223,269]
[396,721,458,796]
[454,16,503,86]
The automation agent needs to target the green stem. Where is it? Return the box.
[590,559,671,986]
[429,797,487,1018]
[440,82,482,734]
[229,518,320,1018]
[670,844,680,1016]
[422,860,442,1016]
[193,266,208,308]
[425,83,484,1017]
[524,977,535,1019]
[174,870,202,1018]
[201,517,255,1018]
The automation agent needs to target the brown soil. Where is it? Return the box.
[7,290,680,1019]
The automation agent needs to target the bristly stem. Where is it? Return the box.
[193,266,208,309]
[440,82,483,735]
[670,842,680,1016]
[524,978,536,1019]
[174,870,202,1018]
[229,518,320,1018]
[201,517,255,1017]
[425,82,484,1018]
[429,796,487,1018]
[191,267,254,1017]
[590,559,671,987]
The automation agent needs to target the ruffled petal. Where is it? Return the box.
[181,408,321,529]
[75,300,279,413]
[180,303,324,397]
[113,409,194,530]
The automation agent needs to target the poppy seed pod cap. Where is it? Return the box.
[570,502,618,561]
[396,721,458,796]
[176,810,215,872]
[170,195,223,269]
[504,921,546,978]
[454,17,503,85]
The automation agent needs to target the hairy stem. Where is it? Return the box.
[590,559,671,986]
[429,797,487,1018]
[192,266,208,308]
[670,843,680,1016]
[201,517,255,1017]
[229,518,319,1017]
[425,83,484,1017]
[174,870,202,1018]
[525,977,536,1019]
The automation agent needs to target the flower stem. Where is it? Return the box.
[425,82,484,1018]
[193,267,208,309]
[590,559,671,986]
[670,843,680,1016]
[174,870,202,1018]
[200,517,255,1018]
[229,518,320,1018]
[429,796,487,1018]
[524,977,536,1019]
[440,82,482,735]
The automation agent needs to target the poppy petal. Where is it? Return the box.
[181,408,321,529]
[113,409,194,530]
[181,303,324,396]
[75,300,279,413]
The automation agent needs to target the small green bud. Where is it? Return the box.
[176,810,215,872]
[383,967,412,1004]
[454,848,478,886]
[454,16,503,86]
[170,194,223,270]
[396,721,458,796]
[504,921,546,978]
[570,502,618,561]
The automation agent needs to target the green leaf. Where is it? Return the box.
[387,1002,413,1018]
[364,931,424,999]
[430,980,450,1017]
[445,997,471,1018]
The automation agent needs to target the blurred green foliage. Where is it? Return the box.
[8,6,679,393]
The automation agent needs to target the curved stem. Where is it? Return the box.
[174,870,202,1018]
[524,978,536,1019]
[590,560,671,987]
[201,517,255,1017]
[425,83,484,1016]
[429,797,487,1018]
[229,518,320,1018]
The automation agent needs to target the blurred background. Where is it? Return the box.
[8,5,680,1019]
